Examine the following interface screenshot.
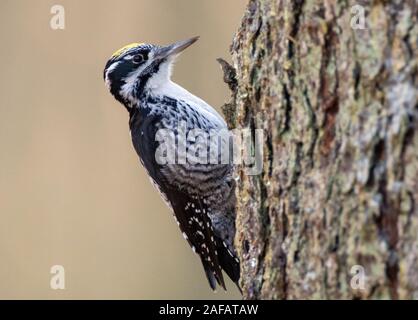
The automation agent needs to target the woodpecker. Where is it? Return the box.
[103,37,239,291]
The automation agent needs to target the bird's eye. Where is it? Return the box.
[132,54,144,64]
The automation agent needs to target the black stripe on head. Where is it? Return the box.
[136,59,163,96]
[103,46,151,81]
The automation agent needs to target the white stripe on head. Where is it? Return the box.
[104,61,121,90]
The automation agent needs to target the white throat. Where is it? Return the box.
[146,61,227,128]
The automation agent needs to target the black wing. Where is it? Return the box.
[167,188,226,290]
[130,108,239,290]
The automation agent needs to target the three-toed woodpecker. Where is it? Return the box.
[103,37,239,291]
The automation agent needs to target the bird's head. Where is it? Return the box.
[103,36,199,107]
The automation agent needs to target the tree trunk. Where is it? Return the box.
[220,0,418,299]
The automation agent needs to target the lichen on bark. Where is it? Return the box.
[221,0,418,299]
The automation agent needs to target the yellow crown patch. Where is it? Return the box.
[111,43,144,58]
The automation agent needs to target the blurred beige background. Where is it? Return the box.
[0,0,247,299]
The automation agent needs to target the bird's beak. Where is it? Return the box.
[154,36,199,60]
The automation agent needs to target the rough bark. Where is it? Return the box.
[220,0,418,299]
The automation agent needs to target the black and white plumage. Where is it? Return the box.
[103,37,239,291]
